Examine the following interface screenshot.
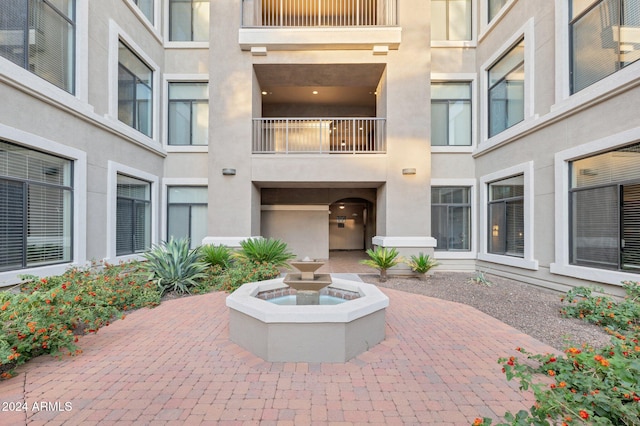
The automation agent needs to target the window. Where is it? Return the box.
[167,186,207,248]
[133,0,154,23]
[488,0,508,21]
[116,174,151,256]
[0,140,73,271]
[118,41,153,137]
[431,0,472,41]
[0,0,75,93]
[570,142,640,272]
[488,39,524,137]
[488,175,524,257]
[168,82,209,146]
[432,187,471,251]
[169,0,209,42]
[431,82,472,146]
[570,0,640,93]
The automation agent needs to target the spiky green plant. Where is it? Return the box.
[360,246,403,282]
[406,253,439,277]
[201,244,233,270]
[235,238,296,268]
[141,237,209,295]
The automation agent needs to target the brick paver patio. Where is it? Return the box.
[0,284,556,425]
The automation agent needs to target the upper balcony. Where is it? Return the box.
[239,0,401,52]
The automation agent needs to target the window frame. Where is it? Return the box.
[479,161,538,270]
[163,74,209,152]
[430,0,474,44]
[165,183,208,249]
[431,74,477,153]
[107,161,158,263]
[552,127,640,285]
[115,174,152,256]
[431,179,477,260]
[431,185,473,252]
[122,0,161,37]
[164,0,209,48]
[0,123,87,284]
[431,80,473,148]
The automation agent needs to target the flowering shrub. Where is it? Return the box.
[475,282,640,425]
[216,259,281,292]
[0,262,160,379]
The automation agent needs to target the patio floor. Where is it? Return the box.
[0,275,556,425]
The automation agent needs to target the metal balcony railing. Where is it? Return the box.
[252,118,386,154]
[242,0,397,27]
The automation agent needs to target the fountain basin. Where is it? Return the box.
[226,277,389,362]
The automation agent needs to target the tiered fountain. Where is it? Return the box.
[226,258,389,362]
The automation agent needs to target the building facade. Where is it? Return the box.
[0,0,639,295]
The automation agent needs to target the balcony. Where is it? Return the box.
[239,0,400,52]
[252,118,386,154]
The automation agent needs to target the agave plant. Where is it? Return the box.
[141,237,209,295]
[235,238,296,268]
[360,246,403,283]
[201,244,233,270]
[406,253,439,279]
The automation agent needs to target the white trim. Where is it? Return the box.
[430,0,477,47]
[372,236,438,248]
[107,20,161,146]
[162,0,210,47]
[431,73,478,151]
[478,161,539,270]
[431,178,478,259]
[162,74,209,151]
[161,178,208,242]
[122,0,162,42]
[0,124,87,286]
[479,18,535,147]
[75,0,89,103]
[478,0,518,41]
[550,126,640,285]
[106,161,159,263]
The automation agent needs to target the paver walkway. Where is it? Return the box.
[0,286,556,425]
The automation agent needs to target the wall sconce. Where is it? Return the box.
[492,225,499,237]
[402,168,416,175]
[222,168,236,176]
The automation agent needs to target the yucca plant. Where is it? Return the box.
[406,253,439,279]
[201,244,233,270]
[141,237,209,295]
[360,246,403,283]
[235,238,296,268]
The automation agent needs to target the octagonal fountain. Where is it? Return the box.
[226,259,389,362]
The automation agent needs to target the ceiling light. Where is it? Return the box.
[339,204,345,209]
[312,90,318,95]
[261,91,267,95]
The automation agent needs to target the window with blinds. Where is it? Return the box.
[431,186,471,251]
[488,175,524,257]
[0,140,73,272]
[488,39,525,138]
[0,0,75,93]
[167,186,208,249]
[116,174,151,256]
[570,142,640,272]
[168,82,209,146]
[570,0,640,93]
[118,41,153,137]
[169,0,209,42]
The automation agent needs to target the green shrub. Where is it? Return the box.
[360,246,403,282]
[405,252,439,275]
[141,237,209,295]
[218,259,281,292]
[235,238,296,268]
[201,244,234,269]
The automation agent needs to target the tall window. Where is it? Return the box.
[118,41,153,137]
[488,0,508,21]
[133,0,154,23]
[167,186,207,249]
[488,175,524,257]
[0,140,73,271]
[169,0,209,41]
[432,187,471,251]
[431,0,472,41]
[0,0,75,93]
[570,142,640,272]
[488,39,524,137]
[431,82,472,146]
[570,0,640,93]
[116,174,151,256]
[168,82,209,146]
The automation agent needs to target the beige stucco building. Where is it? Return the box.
[0,0,639,296]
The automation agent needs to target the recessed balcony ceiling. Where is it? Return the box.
[255,63,385,106]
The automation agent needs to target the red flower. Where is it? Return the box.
[579,410,589,420]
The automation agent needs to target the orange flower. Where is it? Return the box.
[547,370,555,376]
[559,381,566,388]
[0,301,9,311]
[566,347,581,355]
[473,418,484,426]
[74,295,82,302]
[579,410,589,419]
